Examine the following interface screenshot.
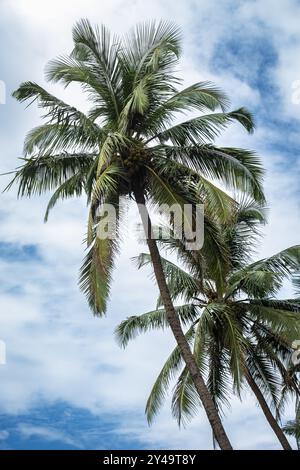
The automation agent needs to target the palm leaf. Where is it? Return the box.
[145,325,195,424]
[115,304,198,348]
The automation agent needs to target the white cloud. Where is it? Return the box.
[17,424,81,448]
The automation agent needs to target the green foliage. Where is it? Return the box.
[117,202,300,425]
[116,304,199,348]
[8,19,265,317]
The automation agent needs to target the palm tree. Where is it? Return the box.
[6,19,266,449]
[116,199,300,449]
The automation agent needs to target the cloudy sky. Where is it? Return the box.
[0,0,300,450]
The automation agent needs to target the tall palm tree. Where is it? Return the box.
[6,19,265,449]
[116,200,300,449]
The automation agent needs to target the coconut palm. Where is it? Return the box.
[116,199,300,449]
[6,19,266,449]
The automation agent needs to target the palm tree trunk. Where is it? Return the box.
[245,369,292,450]
[134,189,233,450]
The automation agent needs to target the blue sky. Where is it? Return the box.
[0,0,300,450]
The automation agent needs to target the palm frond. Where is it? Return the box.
[149,108,254,147]
[133,252,200,304]
[47,19,122,121]
[121,20,182,77]
[4,152,95,197]
[228,246,300,298]
[13,82,100,139]
[115,304,198,348]
[246,349,282,412]
[24,122,100,156]
[171,366,201,426]
[145,325,195,424]
[142,82,229,137]
[44,172,84,221]
[245,303,300,341]
[160,144,265,203]
[293,274,300,297]
[79,190,121,316]
[247,246,300,278]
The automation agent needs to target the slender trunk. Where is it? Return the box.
[245,369,292,450]
[134,189,233,450]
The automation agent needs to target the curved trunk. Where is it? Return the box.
[245,369,292,450]
[134,189,233,451]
